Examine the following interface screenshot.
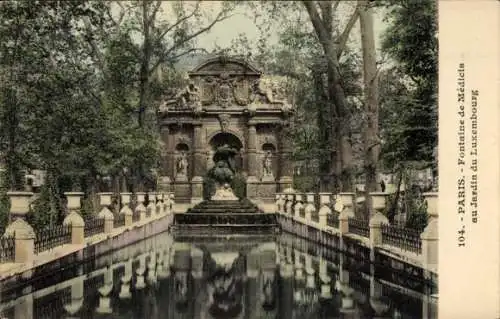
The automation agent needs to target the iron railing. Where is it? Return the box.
[326,212,339,228]
[0,235,15,263]
[381,224,422,254]
[84,218,104,237]
[114,214,126,228]
[34,225,72,254]
[348,218,370,238]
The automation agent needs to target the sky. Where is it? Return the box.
[114,1,389,61]
[194,2,388,58]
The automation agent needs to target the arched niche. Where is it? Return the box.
[175,143,190,179]
[262,143,276,153]
[208,132,244,171]
[175,143,190,153]
[261,143,277,179]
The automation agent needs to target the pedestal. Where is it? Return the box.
[190,176,203,204]
[158,176,172,192]
[174,180,191,203]
[256,180,278,203]
[246,176,259,199]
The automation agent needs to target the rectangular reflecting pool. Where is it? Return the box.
[0,230,437,318]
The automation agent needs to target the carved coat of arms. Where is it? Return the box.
[233,79,250,106]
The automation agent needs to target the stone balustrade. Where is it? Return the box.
[274,190,438,273]
[0,190,176,266]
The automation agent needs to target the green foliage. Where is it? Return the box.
[27,185,56,229]
[405,199,428,231]
[0,170,10,234]
[379,0,438,172]
[293,176,318,193]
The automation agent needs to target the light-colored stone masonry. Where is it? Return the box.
[0,191,176,281]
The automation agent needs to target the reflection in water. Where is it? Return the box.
[0,231,437,319]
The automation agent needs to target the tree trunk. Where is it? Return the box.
[303,1,356,193]
[359,1,380,217]
[138,0,152,129]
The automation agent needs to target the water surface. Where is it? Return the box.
[0,231,437,318]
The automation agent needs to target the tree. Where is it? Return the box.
[378,0,437,227]
[301,1,361,192]
[0,1,113,228]
[97,1,237,190]
[380,0,438,169]
[234,1,364,192]
[359,0,380,216]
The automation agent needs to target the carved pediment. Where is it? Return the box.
[159,56,293,112]
[189,56,261,75]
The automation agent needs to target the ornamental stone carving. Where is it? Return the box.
[218,113,231,132]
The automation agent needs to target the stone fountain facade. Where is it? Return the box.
[157,56,294,204]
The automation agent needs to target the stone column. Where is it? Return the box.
[63,192,85,245]
[96,267,114,314]
[318,193,332,227]
[120,193,133,226]
[147,251,157,285]
[246,121,259,198]
[294,194,304,219]
[97,193,114,233]
[369,193,389,261]
[422,193,438,272]
[159,126,172,191]
[164,125,176,179]
[336,252,356,316]
[119,258,133,299]
[191,123,205,204]
[4,192,35,264]
[304,193,316,222]
[155,193,163,216]
[339,192,356,218]
[318,257,332,300]
[135,192,147,221]
[64,275,85,317]
[147,192,156,218]
[369,264,390,318]
[278,122,293,190]
[135,254,147,289]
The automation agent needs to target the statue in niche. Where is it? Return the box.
[176,152,188,180]
[262,151,274,181]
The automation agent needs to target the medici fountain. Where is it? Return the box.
[171,143,279,237]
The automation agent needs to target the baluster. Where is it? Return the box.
[156,193,163,216]
[285,193,294,215]
[304,193,316,223]
[294,194,304,220]
[147,192,156,218]
[97,193,114,234]
[120,193,133,227]
[135,192,147,222]
[318,193,332,227]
